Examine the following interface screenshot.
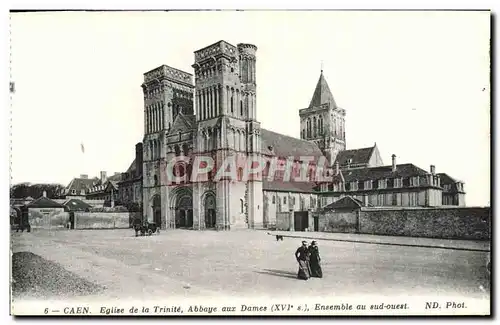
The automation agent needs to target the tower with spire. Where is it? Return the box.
[299,69,346,165]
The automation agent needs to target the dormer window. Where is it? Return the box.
[378,179,387,189]
[409,176,420,187]
[268,145,273,151]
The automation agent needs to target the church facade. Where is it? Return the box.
[140,40,466,231]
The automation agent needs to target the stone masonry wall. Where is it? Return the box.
[317,209,358,233]
[276,212,291,231]
[74,212,135,229]
[359,207,490,240]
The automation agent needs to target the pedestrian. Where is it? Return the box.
[295,240,311,280]
[309,240,323,278]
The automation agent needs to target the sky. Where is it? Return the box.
[10,10,490,206]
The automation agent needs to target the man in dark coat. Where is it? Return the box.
[309,241,323,278]
[295,241,311,280]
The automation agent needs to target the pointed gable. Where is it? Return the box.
[309,71,337,108]
[170,111,195,133]
[322,196,365,210]
[25,196,64,209]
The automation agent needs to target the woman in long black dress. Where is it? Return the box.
[295,241,311,280]
[309,241,323,278]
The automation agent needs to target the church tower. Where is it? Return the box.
[141,65,194,228]
[299,70,346,165]
[191,41,263,230]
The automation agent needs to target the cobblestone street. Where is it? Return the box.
[11,229,490,302]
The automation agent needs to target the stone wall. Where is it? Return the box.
[74,212,139,229]
[316,209,358,233]
[28,208,69,229]
[276,211,291,231]
[359,207,490,240]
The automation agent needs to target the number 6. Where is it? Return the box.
[44,308,48,314]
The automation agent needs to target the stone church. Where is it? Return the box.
[140,40,466,231]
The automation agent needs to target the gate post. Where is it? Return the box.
[307,208,314,231]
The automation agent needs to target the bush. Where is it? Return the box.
[89,206,129,213]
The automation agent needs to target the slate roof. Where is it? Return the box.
[334,146,375,167]
[437,173,464,193]
[25,196,64,209]
[107,173,123,182]
[332,163,429,183]
[66,177,99,194]
[63,199,92,212]
[263,179,318,193]
[126,159,136,174]
[260,128,325,161]
[437,173,457,185]
[309,71,337,108]
[322,196,365,210]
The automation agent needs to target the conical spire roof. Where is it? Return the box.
[309,71,337,108]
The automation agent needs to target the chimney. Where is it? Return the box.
[430,165,436,175]
[335,161,340,175]
[42,191,47,198]
[392,154,397,172]
[135,142,143,176]
[100,171,107,182]
[80,174,88,179]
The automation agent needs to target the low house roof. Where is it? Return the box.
[322,196,366,210]
[63,199,93,211]
[25,196,64,209]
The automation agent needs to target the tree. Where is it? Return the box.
[10,183,65,199]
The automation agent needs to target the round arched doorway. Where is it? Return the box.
[204,193,216,229]
[152,195,162,226]
[176,195,193,228]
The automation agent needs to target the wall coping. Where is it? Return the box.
[360,206,490,212]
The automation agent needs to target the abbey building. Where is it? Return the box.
[138,40,466,231]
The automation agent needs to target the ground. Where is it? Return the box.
[11,229,490,304]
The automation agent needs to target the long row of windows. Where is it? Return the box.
[324,177,423,192]
[270,194,317,210]
[346,192,421,207]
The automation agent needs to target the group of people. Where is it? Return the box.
[295,240,322,280]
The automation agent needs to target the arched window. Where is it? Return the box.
[240,199,244,213]
[306,119,311,138]
[319,116,323,135]
[240,100,243,116]
[301,129,305,139]
[186,164,193,182]
[154,175,158,186]
[237,167,244,181]
[182,143,189,156]
[231,92,234,113]
[313,116,317,138]
[174,145,181,157]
